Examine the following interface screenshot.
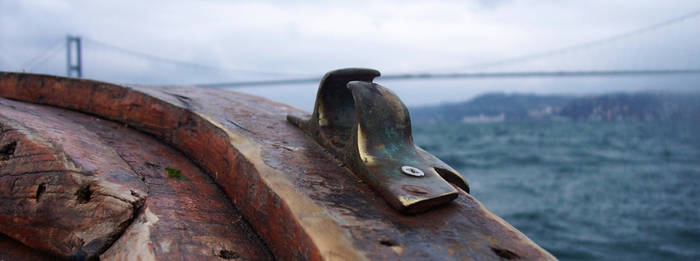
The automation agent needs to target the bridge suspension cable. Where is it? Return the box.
[195,69,700,88]
[16,7,700,87]
[194,8,700,88]
[456,8,700,70]
[83,37,305,77]
[21,39,64,71]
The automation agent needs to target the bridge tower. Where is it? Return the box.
[66,35,82,78]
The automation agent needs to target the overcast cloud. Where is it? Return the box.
[2,0,699,109]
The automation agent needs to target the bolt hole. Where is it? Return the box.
[36,183,46,201]
[490,246,520,260]
[379,238,398,247]
[217,249,240,259]
[75,185,92,204]
[0,141,17,160]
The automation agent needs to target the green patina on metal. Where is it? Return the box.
[287,68,469,214]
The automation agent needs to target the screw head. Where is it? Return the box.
[401,166,424,177]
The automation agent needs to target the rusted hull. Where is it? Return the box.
[0,72,556,260]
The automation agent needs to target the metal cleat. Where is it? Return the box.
[288,68,469,214]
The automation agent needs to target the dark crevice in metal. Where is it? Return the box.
[491,246,520,260]
[434,167,470,193]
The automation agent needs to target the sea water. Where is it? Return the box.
[413,121,700,260]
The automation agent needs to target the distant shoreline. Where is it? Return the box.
[411,91,700,123]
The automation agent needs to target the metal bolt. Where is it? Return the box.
[401,166,424,177]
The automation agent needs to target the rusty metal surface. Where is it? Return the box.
[288,68,470,214]
[0,72,556,260]
[0,97,272,260]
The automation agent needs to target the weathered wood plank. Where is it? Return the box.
[0,72,556,260]
[0,98,273,260]
[0,233,54,261]
[0,99,148,260]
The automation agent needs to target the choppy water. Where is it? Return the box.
[413,121,700,260]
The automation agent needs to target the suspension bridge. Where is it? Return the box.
[13,8,700,89]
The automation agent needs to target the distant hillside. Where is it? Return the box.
[411,92,700,123]
[559,93,661,121]
[411,93,571,122]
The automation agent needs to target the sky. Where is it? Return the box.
[2,0,700,110]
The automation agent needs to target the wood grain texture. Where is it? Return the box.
[0,98,273,260]
[0,233,55,261]
[0,99,147,260]
[0,72,556,260]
